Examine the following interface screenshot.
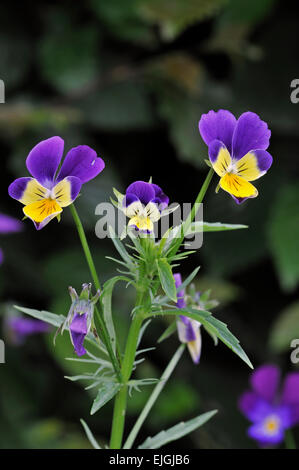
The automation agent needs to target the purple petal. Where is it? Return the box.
[174,273,186,309]
[281,372,299,406]
[178,316,197,341]
[250,149,273,173]
[239,391,272,422]
[198,109,237,153]
[287,404,299,425]
[70,312,88,356]
[232,112,271,160]
[248,419,284,447]
[0,214,22,233]
[275,404,294,429]
[54,176,82,207]
[33,212,61,231]
[124,193,140,208]
[250,364,280,403]
[9,177,34,202]
[125,181,156,206]
[230,195,251,204]
[151,184,169,209]
[26,137,64,187]
[208,139,230,165]
[57,145,105,184]
[177,318,202,364]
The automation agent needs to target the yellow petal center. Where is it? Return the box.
[23,198,62,223]
[219,173,258,198]
[128,215,153,232]
[264,416,280,435]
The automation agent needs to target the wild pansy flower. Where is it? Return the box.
[199,110,273,203]
[8,136,105,229]
[5,316,50,345]
[123,181,169,233]
[239,364,299,447]
[61,283,101,357]
[174,273,202,364]
[0,213,22,264]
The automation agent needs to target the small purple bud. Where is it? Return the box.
[61,283,101,357]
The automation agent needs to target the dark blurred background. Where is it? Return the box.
[0,0,299,449]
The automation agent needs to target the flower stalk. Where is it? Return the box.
[69,203,122,381]
[168,167,214,257]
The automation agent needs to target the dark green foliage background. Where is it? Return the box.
[0,0,299,449]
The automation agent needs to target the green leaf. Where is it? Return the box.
[39,27,99,94]
[158,91,208,168]
[177,266,200,292]
[156,258,177,302]
[14,306,65,327]
[140,0,226,40]
[14,305,104,355]
[80,420,101,449]
[90,0,156,46]
[80,81,154,131]
[0,34,31,89]
[158,321,177,343]
[109,226,135,267]
[138,409,218,449]
[150,307,253,368]
[269,301,299,353]
[90,382,121,415]
[219,0,276,27]
[188,221,248,234]
[101,276,132,353]
[267,183,299,292]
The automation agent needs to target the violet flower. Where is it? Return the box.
[198,110,273,203]
[239,364,299,446]
[62,283,101,357]
[8,137,105,229]
[123,180,169,233]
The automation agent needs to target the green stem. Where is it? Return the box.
[110,314,144,449]
[110,284,147,449]
[69,204,101,290]
[285,429,296,449]
[169,167,214,256]
[69,203,122,382]
[124,344,185,449]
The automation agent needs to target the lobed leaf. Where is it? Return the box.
[90,382,121,415]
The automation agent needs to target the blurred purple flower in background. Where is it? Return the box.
[5,316,51,345]
[239,364,299,447]
[0,213,23,264]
